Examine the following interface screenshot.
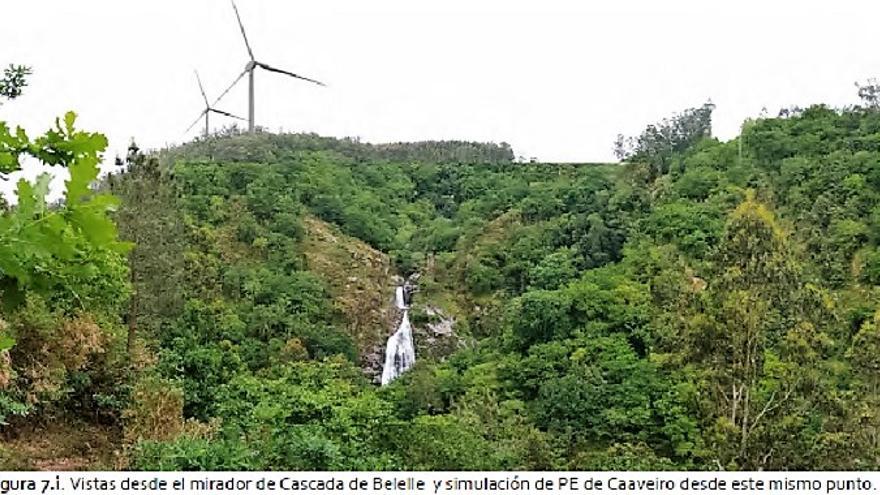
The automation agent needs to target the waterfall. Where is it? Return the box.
[381,285,416,385]
[394,286,407,310]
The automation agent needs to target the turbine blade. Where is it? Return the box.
[194,70,209,106]
[209,108,247,121]
[212,67,249,107]
[185,109,209,134]
[256,62,326,87]
[231,0,255,61]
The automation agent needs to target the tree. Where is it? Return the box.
[105,140,185,358]
[614,102,715,178]
[856,78,880,109]
[507,289,574,350]
[0,65,31,102]
[685,191,817,468]
[847,311,880,466]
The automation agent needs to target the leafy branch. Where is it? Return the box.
[0,111,131,351]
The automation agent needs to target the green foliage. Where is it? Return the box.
[129,435,256,471]
[161,132,514,168]
[77,101,880,470]
[0,109,130,431]
[0,65,30,102]
[507,290,574,350]
[134,359,399,470]
[0,393,31,426]
[571,443,678,470]
[615,102,715,177]
[534,335,656,437]
[0,112,129,313]
[641,201,724,258]
[106,141,186,354]
[529,248,578,289]
[391,413,498,470]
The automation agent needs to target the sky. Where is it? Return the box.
[2,0,879,198]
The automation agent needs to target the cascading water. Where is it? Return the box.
[380,285,416,385]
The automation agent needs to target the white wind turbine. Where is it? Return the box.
[212,0,326,134]
[185,70,246,137]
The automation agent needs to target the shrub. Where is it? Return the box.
[123,376,184,444]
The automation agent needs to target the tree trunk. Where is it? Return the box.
[127,269,138,361]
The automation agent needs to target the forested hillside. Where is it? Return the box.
[6,96,880,470]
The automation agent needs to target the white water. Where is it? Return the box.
[380,286,416,385]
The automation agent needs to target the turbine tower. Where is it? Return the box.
[213,0,326,133]
[185,70,246,137]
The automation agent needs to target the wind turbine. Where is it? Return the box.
[185,70,246,137]
[213,0,326,134]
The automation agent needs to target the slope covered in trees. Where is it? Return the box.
[5,96,880,470]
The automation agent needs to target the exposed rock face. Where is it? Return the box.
[301,215,394,380]
[361,346,385,382]
[424,306,454,336]
[302,219,461,382]
[409,300,461,363]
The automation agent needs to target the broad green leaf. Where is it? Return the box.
[15,178,36,218]
[0,112,124,314]
[65,156,99,204]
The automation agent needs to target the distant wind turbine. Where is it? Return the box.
[213,0,326,134]
[185,70,246,137]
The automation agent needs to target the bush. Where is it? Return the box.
[529,248,578,289]
[507,290,574,350]
[4,296,120,419]
[570,443,678,470]
[157,338,244,420]
[123,376,184,444]
[129,434,255,471]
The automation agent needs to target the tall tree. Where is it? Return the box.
[847,311,880,467]
[685,191,813,468]
[106,141,185,358]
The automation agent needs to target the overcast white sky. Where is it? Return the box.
[2,0,879,198]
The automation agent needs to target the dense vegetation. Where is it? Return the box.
[6,76,880,470]
[0,97,132,437]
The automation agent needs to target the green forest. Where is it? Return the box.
[6,66,880,470]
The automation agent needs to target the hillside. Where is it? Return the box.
[7,103,880,470]
[300,215,393,379]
